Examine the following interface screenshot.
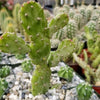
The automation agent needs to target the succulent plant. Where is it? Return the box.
[0,1,69,96]
[79,7,87,25]
[77,82,92,100]
[0,66,10,78]
[73,13,82,30]
[66,19,78,39]
[5,23,15,33]
[58,65,73,82]
[73,53,100,85]
[68,9,75,19]
[21,60,33,72]
[15,54,26,60]
[13,3,21,32]
[0,8,9,32]
[0,78,8,99]
[50,39,60,49]
[90,14,99,22]
[53,27,67,41]
[3,17,14,32]
[86,21,97,33]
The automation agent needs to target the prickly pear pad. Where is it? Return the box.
[20,1,49,38]
[0,33,30,54]
[31,65,51,96]
[49,13,69,37]
[29,36,50,65]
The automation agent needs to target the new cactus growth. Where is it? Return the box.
[66,20,78,39]
[21,60,33,72]
[58,65,73,82]
[0,78,8,98]
[0,66,10,78]
[77,82,92,100]
[0,1,69,96]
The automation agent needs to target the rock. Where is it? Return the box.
[33,95,45,100]
[29,94,33,99]
[9,94,18,100]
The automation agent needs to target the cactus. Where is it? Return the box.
[3,17,14,32]
[90,14,99,22]
[50,39,60,49]
[86,21,97,33]
[0,78,8,99]
[79,7,87,25]
[13,3,21,32]
[0,33,30,54]
[58,65,73,82]
[68,9,75,19]
[73,53,100,84]
[86,5,93,21]
[15,54,26,60]
[0,1,69,96]
[49,13,69,37]
[0,66,10,78]
[77,82,92,100]
[0,8,9,32]
[5,23,15,33]
[66,20,78,39]
[44,9,51,19]
[52,27,67,41]
[47,39,77,67]
[21,60,33,72]
[73,13,82,30]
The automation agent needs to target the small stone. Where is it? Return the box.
[15,81,19,85]
[29,94,33,98]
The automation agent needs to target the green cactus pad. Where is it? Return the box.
[20,1,49,38]
[31,65,51,96]
[29,36,50,65]
[48,39,76,67]
[49,13,69,37]
[56,39,76,62]
[58,65,73,82]
[0,33,30,54]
